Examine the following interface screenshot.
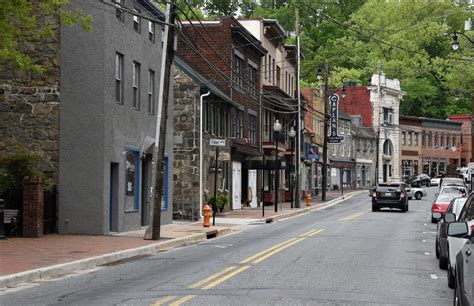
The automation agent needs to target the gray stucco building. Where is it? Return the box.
[59,0,173,234]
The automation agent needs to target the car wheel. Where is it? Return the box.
[427,181,431,187]
[448,263,455,289]
[435,240,440,259]
[439,254,448,270]
[372,204,378,212]
[415,192,422,200]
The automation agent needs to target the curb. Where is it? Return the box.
[258,190,365,223]
[0,230,221,289]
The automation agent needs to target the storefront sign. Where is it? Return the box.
[210,139,226,146]
[327,94,344,144]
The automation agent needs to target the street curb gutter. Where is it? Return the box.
[259,190,365,223]
[0,230,226,289]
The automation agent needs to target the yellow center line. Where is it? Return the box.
[151,295,177,306]
[252,237,306,264]
[239,238,297,264]
[344,211,368,221]
[202,266,251,290]
[300,228,320,237]
[188,266,237,289]
[169,295,196,306]
[307,229,324,237]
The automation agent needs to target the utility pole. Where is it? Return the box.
[321,63,329,202]
[375,60,381,185]
[295,5,301,208]
[145,1,176,240]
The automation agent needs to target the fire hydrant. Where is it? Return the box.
[306,193,311,206]
[203,203,212,227]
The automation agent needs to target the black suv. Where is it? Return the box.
[405,174,431,187]
[371,183,409,212]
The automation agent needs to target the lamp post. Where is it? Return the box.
[451,31,473,50]
[288,126,296,209]
[273,119,282,213]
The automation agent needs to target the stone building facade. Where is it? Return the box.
[352,121,376,188]
[0,7,60,181]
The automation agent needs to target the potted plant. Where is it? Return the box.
[207,193,229,213]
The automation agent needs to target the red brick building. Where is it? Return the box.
[448,114,472,166]
[335,86,372,128]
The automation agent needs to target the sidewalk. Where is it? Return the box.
[0,189,363,288]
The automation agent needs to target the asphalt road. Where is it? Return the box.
[1,187,452,305]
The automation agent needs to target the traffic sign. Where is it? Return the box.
[210,139,226,146]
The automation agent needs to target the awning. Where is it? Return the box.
[242,155,287,170]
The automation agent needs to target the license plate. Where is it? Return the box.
[385,192,391,196]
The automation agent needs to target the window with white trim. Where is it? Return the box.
[148,21,155,42]
[233,54,243,91]
[248,64,257,98]
[115,52,124,104]
[115,0,124,22]
[133,12,141,33]
[132,61,140,109]
[148,69,154,114]
[249,114,256,145]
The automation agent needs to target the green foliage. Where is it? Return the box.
[207,193,229,211]
[0,152,43,194]
[0,0,92,74]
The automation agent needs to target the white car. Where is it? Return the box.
[431,176,442,186]
[401,183,427,200]
[440,185,467,196]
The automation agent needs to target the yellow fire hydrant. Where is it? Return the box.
[203,203,212,227]
[306,193,311,206]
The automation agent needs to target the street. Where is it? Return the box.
[1,188,452,305]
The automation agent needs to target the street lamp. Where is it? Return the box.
[273,119,282,213]
[288,126,296,209]
[341,85,347,98]
[451,31,473,50]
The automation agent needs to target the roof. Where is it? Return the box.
[139,0,166,20]
[263,19,287,39]
[231,25,267,55]
[352,125,375,138]
[338,109,352,121]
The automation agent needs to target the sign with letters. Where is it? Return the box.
[210,139,226,146]
[327,94,344,144]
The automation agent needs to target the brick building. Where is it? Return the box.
[399,116,422,178]
[174,17,266,217]
[448,114,472,166]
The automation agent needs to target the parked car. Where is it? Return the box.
[440,186,468,197]
[440,177,466,189]
[431,193,460,223]
[446,192,474,290]
[431,175,443,186]
[449,222,474,305]
[456,167,469,184]
[371,183,409,212]
[406,174,431,187]
[436,197,467,270]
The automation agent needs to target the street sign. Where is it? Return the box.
[328,93,344,144]
[210,139,226,146]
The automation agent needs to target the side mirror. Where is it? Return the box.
[444,213,456,223]
[448,222,468,238]
[406,188,411,192]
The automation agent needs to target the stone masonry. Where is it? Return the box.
[0,9,60,181]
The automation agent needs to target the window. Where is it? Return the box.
[148,21,154,42]
[414,133,419,146]
[115,0,124,22]
[383,107,392,124]
[383,139,393,156]
[447,134,451,147]
[264,55,267,79]
[249,64,257,98]
[132,61,140,109]
[249,115,256,145]
[428,132,432,147]
[233,54,244,91]
[133,13,141,33]
[453,135,457,147]
[272,58,276,84]
[148,70,155,114]
[236,110,243,138]
[408,132,412,146]
[268,55,272,82]
[434,133,438,146]
[115,53,124,104]
[402,131,406,145]
[125,150,140,211]
[276,66,281,87]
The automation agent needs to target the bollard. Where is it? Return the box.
[203,203,212,227]
[306,193,311,206]
[0,199,5,240]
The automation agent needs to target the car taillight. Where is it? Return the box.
[400,193,405,198]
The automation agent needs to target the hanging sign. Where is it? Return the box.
[327,94,344,144]
[210,139,226,146]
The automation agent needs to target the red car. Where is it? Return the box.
[431,194,460,223]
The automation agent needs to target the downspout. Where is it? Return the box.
[199,90,211,218]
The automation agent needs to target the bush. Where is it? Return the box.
[207,193,229,212]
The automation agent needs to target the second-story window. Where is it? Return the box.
[383,107,392,124]
[272,58,276,84]
[249,115,256,145]
[148,70,154,114]
[248,64,257,98]
[264,55,267,79]
[132,61,140,109]
[148,21,154,42]
[236,110,243,138]
[408,132,412,145]
[276,65,281,87]
[115,52,124,104]
[402,131,406,145]
[268,55,272,82]
[233,54,243,91]
[115,0,124,22]
[414,133,419,146]
[133,13,141,33]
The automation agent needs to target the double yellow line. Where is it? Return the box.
[339,211,368,221]
[151,228,324,306]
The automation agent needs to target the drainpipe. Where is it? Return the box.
[199,90,211,218]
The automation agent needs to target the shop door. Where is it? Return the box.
[248,170,257,208]
[232,161,242,210]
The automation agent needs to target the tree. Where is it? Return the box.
[0,0,91,74]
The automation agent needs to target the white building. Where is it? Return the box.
[368,72,405,183]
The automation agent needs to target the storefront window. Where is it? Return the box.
[125,150,140,211]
